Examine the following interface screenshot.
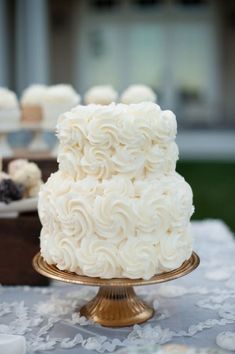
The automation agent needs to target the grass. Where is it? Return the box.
[177,161,235,233]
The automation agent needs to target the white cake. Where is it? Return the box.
[38,102,194,280]
[21,84,48,123]
[42,84,81,130]
[121,84,156,104]
[84,85,118,105]
[0,87,20,129]
[9,159,43,198]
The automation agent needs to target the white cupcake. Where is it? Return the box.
[21,84,47,123]
[84,85,118,105]
[0,87,20,129]
[11,161,43,198]
[8,159,29,177]
[42,84,80,130]
[121,84,157,104]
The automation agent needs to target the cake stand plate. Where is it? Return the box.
[33,252,200,327]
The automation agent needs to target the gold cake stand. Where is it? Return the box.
[33,252,199,327]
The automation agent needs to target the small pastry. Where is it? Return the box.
[42,84,80,129]
[28,181,42,198]
[121,84,156,104]
[21,84,47,123]
[8,159,28,178]
[11,162,42,198]
[84,85,118,105]
[0,87,20,127]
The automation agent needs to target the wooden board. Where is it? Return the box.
[0,212,49,285]
[0,158,58,285]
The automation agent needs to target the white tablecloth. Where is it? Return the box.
[1,220,235,354]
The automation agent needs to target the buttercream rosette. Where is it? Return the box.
[39,171,193,279]
[56,103,178,180]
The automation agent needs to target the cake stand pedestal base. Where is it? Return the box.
[33,252,199,328]
[80,286,154,327]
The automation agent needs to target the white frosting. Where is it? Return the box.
[43,84,80,105]
[121,85,156,104]
[57,103,177,180]
[77,237,121,278]
[39,102,193,280]
[0,87,19,109]
[84,85,118,105]
[119,238,159,279]
[12,162,42,187]
[158,226,192,271]
[8,159,29,177]
[21,85,48,105]
[39,171,193,279]
[12,161,43,197]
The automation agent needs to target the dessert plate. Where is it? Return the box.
[0,197,38,217]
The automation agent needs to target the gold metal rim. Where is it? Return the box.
[33,251,200,287]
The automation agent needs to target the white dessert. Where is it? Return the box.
[21,84,47,123]
[39,102,194,280]
[8,159,28,177]
[21,84,47,106]
[0,87,20,129]
[84,85,118,105]
[121,84,156,104]
[11,160,43,198]
[42,84,80,130]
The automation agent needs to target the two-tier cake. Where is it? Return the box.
[38,102,194,280]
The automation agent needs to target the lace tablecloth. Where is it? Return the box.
[1,220,235,354]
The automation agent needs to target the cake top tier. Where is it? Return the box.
[58,102,177,145]
[57,102,178,180]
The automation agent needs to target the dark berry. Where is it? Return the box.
[0,179,23,204]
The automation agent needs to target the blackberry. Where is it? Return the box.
[0,179,23,204]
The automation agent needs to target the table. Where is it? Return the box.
[1,220,235,354]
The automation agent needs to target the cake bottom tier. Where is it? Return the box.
[38,171,194,280]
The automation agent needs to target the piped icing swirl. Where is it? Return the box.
[56,103,178,180]
[39,171,193,279]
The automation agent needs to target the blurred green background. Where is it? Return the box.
[177,161,235,232]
